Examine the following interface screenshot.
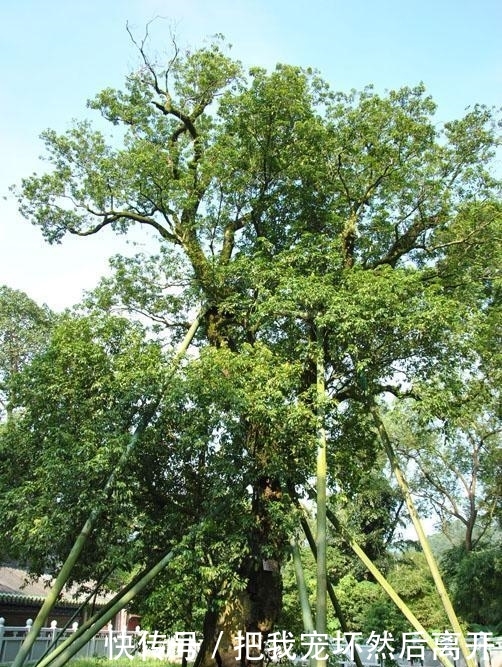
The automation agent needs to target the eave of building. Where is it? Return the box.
[0,591,90,608]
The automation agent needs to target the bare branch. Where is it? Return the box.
[126,19,167,98]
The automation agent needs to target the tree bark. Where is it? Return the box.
[244,477,283,661]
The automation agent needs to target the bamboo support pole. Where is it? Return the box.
[369,403,475,667]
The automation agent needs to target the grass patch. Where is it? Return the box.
[70,659,179,667]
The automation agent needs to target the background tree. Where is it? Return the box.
[0,312,164,578]
[440,545,502,631]
[0,285,53,420]
[335,549,450,639]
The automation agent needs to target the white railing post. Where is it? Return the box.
[107,621,114,660]
[0,617,5,663]
[24,619,33,661]
[50,620,58,644]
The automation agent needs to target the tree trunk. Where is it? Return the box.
[244,477,283,661]
[196,475,284,667]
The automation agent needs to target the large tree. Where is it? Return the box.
[9,32,501,665]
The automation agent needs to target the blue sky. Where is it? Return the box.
[1,0,501,310]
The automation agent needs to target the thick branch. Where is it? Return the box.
[219,212,251,264]
[372,210,440,268]
[71,209,181,245]
[152,100,199,142]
